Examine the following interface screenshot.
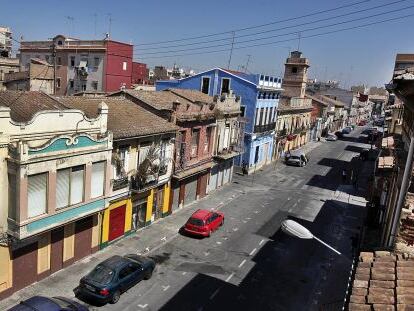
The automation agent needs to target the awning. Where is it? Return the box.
[173,162,213,180]
[378,156,394,169]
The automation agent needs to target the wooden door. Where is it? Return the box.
[109,205,126,242]
[12,242,38,291]
[50,227,64,274]
[74,216,93,261]
[179,183,185,206]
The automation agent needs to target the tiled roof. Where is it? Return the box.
[305,93,345,107]
[348,251,414,310]
[0,90,66,122]
[58,96,178,139]
[124,89,192,111]
[167,88,214,104]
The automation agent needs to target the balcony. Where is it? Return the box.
[254,122,276,134]
[112,177,129,191]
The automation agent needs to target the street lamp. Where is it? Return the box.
[281,219,341,255]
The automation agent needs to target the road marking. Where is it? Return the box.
[259,239,265,246]
[216,241,222,245]
[182,272,187,275]
[225,273,234,282]
[210,288,221,300]
[249,248,257,256]
[254,211,259,214]
[138,304,148,309]
[238,259,246,268]
[161,236,167,242]
[232,227,238,232]
[242,220,247,223]
[246,217,251,220]
[204,251,209,256]
[145,247,150,253]
[162,285,170,291]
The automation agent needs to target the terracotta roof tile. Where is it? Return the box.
[58,96,178,139]
[0,90,66,122]
[124,89,192,111]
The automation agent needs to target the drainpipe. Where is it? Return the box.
[387,136,414,247]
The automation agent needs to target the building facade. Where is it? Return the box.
[4,58,54,94]
[60,96,177,247]
[155,68,282,173]
[275,51,313,157]
[0,26,12,57]
[19,35,133,95]
[0,91,111,298]
[0,57,19,91]
[132,62,149,85]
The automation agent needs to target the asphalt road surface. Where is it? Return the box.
[95,127,371,311]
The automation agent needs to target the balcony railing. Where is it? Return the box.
[254,122,276,133]
[112,177,129,191]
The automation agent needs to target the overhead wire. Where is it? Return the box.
[137,0,373,46]
[135,3,414,56]
[137,12,414,60]
[135,0,410,51]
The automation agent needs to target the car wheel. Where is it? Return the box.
[144,268,153,280]
[110,290,120,304]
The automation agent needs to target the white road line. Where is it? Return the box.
[238,259,246,268]
[162,285,170,291]
[204,252,209,256]
[209,288,221,300]
[145,247,150,253]
[182,272,187,275]
[232,227,238,232]
[161,236,167,242]
[259,239,265,246]
[225,273,234,282]
[242,220,247,223]
[246,217,251,220]
[138,304,148,309]
[249,248,257,256]
[216,241,222,245]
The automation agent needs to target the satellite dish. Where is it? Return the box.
[281,219,313,239]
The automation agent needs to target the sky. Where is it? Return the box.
[2,0,414,88]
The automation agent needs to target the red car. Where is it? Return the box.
[183,209,224,237]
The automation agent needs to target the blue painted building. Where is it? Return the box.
[156,68,283,172]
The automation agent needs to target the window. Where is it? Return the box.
[255,108,260,125]
[57,56,62,65]
[82,84,87,91]
[259,108,264,125]
[263,108,269,125]
[122,61,127,71]
[56,166,84,209]
[94,57,100,67]
[201,77,210,94]
[57,40,63,46]
[92,81,98,90]
[69,79,74,89]
[28,173,47,218]
[269,107,274,123]
[70,56,75,67]
[221,78,230,94]
[206,127,212,153]
[56,78,61,88]
[291,67,298,74]
[191,128,200,158]
[240,106,246,117]
[91,162,105,198]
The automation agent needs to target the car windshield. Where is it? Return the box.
[87,265,114,284]
[188,217,204,226]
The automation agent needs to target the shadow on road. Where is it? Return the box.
[159,198,365,311]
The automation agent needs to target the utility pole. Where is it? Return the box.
[244,54,251,73]
[107,14,113,38]
[227,31,235,69]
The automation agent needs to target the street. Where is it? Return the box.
[0,127,371,311]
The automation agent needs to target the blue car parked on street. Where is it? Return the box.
[8,296,88,311]
[75,254,155,304]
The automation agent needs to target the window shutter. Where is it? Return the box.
[70,166,84,205]
[91,162,105,198]
[28,173,47,218]
[138,146,150,165]
[56,169,70,209]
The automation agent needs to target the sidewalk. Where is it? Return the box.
[0,176,246,310]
